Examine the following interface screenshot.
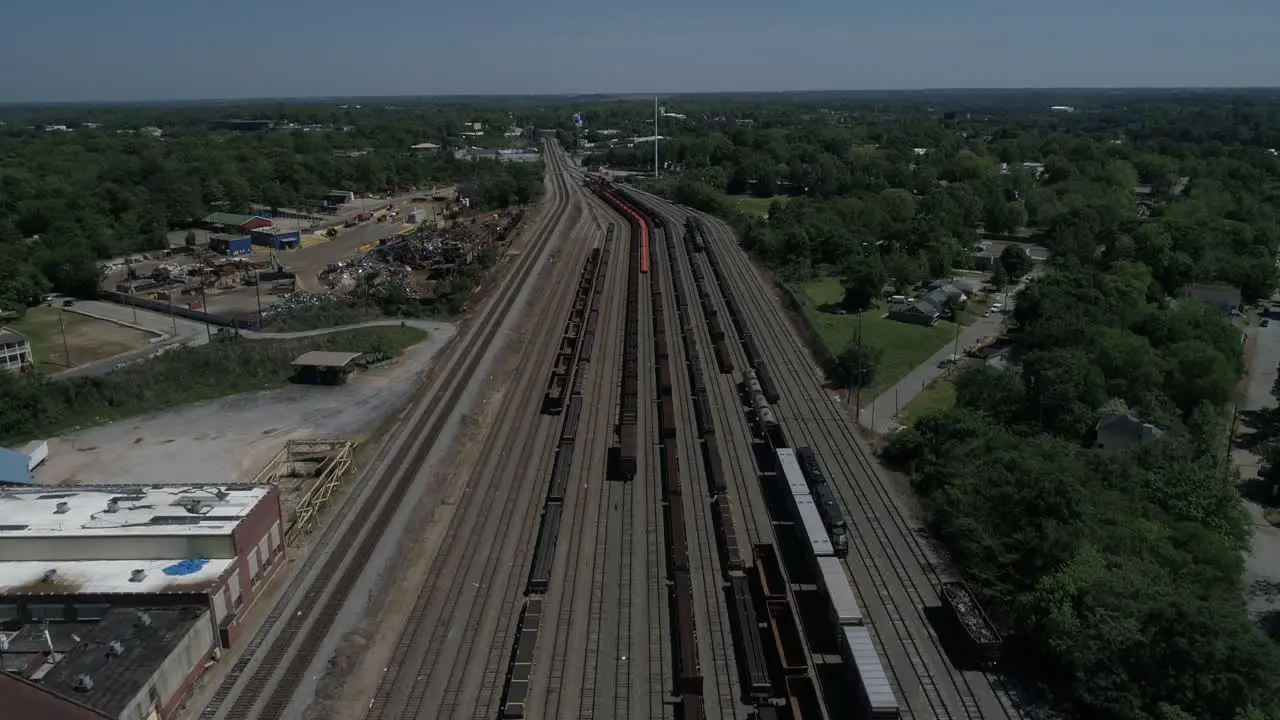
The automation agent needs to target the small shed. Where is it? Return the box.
[0,448,33,486]
[291,351,363,385]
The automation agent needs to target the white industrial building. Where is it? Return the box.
[0,484,284,648]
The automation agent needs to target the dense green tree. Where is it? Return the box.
[839,258,887,312]
[831,341,881,389]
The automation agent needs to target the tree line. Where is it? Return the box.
[625,94,1280,719]
[0,106,545,311]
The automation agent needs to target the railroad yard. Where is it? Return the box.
[187,141,1023,720]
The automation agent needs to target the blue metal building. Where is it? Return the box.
[0,448,32,486]
[250,227,302,250]
[210,234,253,257]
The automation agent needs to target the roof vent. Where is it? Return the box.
[106,640,124,658]
[105,499,119,513]
[74,674,94,692]
[136,611,152,628]
[184,501,208,515]
[54,502,70,514]
[129,569,147,583]
[41,569,57,583]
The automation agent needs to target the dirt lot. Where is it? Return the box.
[32,320,456,487]
[8,305,155,371]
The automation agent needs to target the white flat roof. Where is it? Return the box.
[0,485,270,539]
[0,557,233,595]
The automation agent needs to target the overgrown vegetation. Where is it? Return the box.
[0,325,426,444]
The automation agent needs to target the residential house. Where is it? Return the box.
[888,299,940,326]
[1181,282,1242,316]
[888,283,967,326]
[1094,413,1164,451]
[926,282,968,308]
[0,327,33,371]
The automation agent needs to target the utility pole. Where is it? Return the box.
[253,272,264,328]
[199,282,212,342]
[57,309,71,368]
[853,309,866,417]
[653,96,660,179]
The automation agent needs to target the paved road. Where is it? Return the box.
[858,312,1007,433]
[857,275,1037,434]
[1235,302,1280,619]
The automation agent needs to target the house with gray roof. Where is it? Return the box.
[1094,412,1164,451]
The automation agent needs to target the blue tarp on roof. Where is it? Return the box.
[0,448,32,485]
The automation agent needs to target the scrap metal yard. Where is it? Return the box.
[184,142,1026,720]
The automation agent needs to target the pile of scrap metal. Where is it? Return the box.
[259,291,339,321]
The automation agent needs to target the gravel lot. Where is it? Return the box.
[33,321,456,487]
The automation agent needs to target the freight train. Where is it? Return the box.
[777,447,897,718]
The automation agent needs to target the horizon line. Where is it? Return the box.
[4,85,1280,109]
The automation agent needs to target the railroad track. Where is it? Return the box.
[639,190,1025,720]
[645,200,829,720]
[648,222,743,719]
[198,139,579,720]
[363,146,595,720]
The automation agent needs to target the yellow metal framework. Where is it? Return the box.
[252,438,356,541]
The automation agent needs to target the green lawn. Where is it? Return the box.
[8,306,153,371]
[729,195,791,216]
[900,376,957,425]
[797,277,967,396]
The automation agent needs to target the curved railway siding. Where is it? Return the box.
[644,192,1024,720]
[199,140,579,720]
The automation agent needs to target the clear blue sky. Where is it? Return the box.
[3,0,1278,102]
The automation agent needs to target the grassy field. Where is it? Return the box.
[729,195,791,216]
[0,325,428,444]
[900,376,957,425]
[796,277,967,396]
[8,306,153,371]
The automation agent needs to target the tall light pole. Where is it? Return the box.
[653,96,660,179]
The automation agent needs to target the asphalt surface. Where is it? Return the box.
[634,187,1027,719]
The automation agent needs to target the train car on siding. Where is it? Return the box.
[816,556,863,626]
[526,502,564,594]
[812,482,850,558]
[842,625,901,719]
[776,448,811,499]
[794,494,834,557]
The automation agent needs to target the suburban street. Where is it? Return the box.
[1235,299,1280,620]
[856,311,1006,432]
